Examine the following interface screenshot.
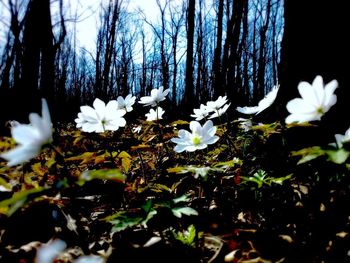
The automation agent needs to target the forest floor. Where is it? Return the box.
[0,119,350,262]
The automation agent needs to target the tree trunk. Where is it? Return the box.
[278,0,349,132]
[19,0,56,115]
[183,0,195,108]
[255,0,271,102]
[212,0,224,97]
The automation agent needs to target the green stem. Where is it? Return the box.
[137,149,147,184]
[102,122,116,165]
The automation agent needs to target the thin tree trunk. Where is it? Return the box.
[183,0,195,108]
[212,0,224,97]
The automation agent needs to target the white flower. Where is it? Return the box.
[209,103,230,119]
[139,86,170,107]
[145,107,165,121]
[132,125,142,134]
[75,98,126,133]
[36,239,66,263]
[237,118,253,132]
[191,104,210,121]
[117,94,136,112]
[236,85,279,115]
[191,167,211,179]
[171,120,219,153]
[1,99,53,166]
[286,76,338,124]
[206,96,228,113]
[335,127,350,148]
[75,255,105,263]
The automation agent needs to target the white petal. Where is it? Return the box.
[178,130,191,139]
[323,95,337,112]
[36,240,66,263]
[171,137,188,145]
[41,99,52,127]
[189,121,201,134]
[163,88,170,97]
[93,98,106,114]
[112,117,126,127]
[150,89,159,99]
[75,255,104,263]
[297,81,319,107]
[236,106,259,115]
[29,113,43,130]
[204,135,219,145]
[106,100,118,111]
[335,134,344,148]
[286,98,316,114]
[1,145,39,166]
[202,120,213,133]
[11,125,39,145]
[285,112,319,124]
[174,144,187,153]
[81,106,98,120]
[117,96,125,107]
[184,145,198,152]
[311,76,325,106]
[345,127,350,137]
[139,96,153,106]
[207,126,217,137]
[82,122,101,133]
[324,80,338,107]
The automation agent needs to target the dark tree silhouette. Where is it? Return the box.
[183,0,195,107]
[278,0,348,132]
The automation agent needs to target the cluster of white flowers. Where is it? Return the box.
[0,76,345,165]
[235,76,339,126]
[145,107,165,121]
[191,96,230,121]
[172,96,230,153]
[139,86,169,121]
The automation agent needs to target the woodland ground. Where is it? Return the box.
[0,119,349,262]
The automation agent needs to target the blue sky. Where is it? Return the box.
[0,0,183,52]
[70,0,183,52]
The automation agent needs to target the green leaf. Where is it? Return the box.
[326,148,350,164]
[173,195,191,204]
[65,152,96,164]
[267,174,293,185]
[0,177,11,192]
[170,120,189,126]
[213,158,242,168]
[118,151,132,172]
[291,146,325,164]
[78,169,126,185]
[110,215,143,232]
[173,224,197,247]
[142,200,153,213]
[140,209,157,228]
[172,207,198,218]
[109,207,157,233]
[0,187,46,216]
